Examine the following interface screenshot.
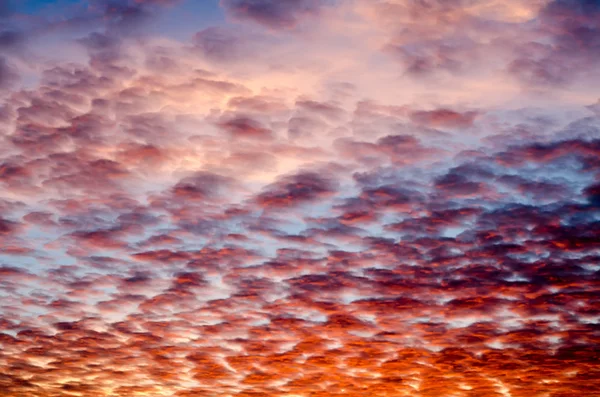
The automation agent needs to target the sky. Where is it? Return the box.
[0,0,599,396]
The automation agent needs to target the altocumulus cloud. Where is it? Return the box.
[0,0,599,396]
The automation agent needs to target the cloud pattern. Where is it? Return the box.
[0,0,599,396]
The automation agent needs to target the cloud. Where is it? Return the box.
[217,115,273,140]
[193,27,249,62]
[410,108,480,129]
[170,171,234,201]
[221,0,332,30]
[0,0,599,396]
[0,30,24,52]
[508,0,600,87]
[255,170,337,208]
[0,57,18,90]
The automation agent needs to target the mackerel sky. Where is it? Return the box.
[1,0,599,396]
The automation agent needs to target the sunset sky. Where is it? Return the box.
[1,0,599,396]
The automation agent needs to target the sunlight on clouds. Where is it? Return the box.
[0,0,599,396]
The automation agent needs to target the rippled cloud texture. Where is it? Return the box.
[1,0,599,396]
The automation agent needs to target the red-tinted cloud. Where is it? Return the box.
[0,0,599,396]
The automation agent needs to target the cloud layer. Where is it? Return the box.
[0,0,599,396]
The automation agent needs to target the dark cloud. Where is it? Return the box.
[296,99,344,121]
[193,27,248,62]
[77,32,119,51]
[170,171,233,201]
[92,0,181,33]
[510,0,600,87]
[221,0,331,29]
[0,57,18,90]
[434,172,486,197]
[335,134,440,166]
[387,41,465,77]
[410,108,479,129]
[217,115,273,140]
[256,170,336,208]
[0,30,24,51]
